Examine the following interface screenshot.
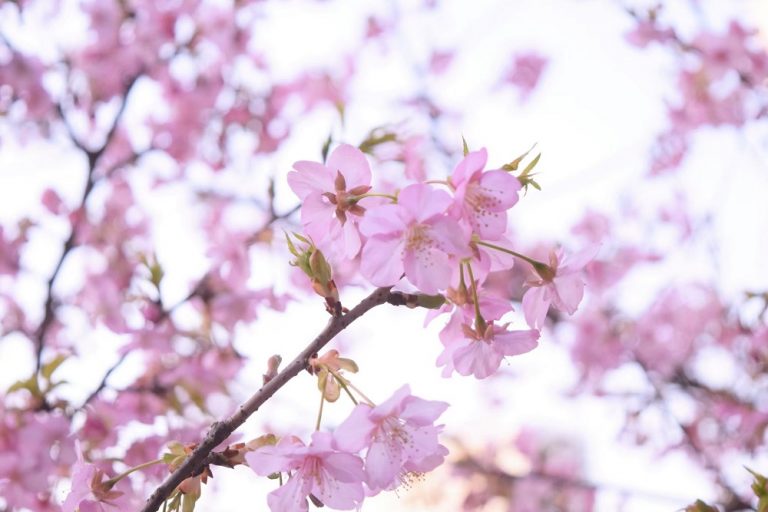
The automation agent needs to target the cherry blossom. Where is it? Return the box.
[62,444,130,512]
[288,144,373,260]
[246,432,365,512]
[449,148,521,241]
[333,385,449,492]
[437,298,539,378]
[522,246,598,329]
[360,183,471,294]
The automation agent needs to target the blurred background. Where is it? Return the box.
[1,0,767,511]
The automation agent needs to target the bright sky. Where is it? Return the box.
[1,0,767,511]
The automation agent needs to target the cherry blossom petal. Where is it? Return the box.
[453,341,503,378]
[403,245,452,294]
[522,285,552,329]
[398,184,453,223]
[400,396,449,425]
[494,329,540,356]
[552,273,585,314]
[361,237,405,287]
[288,161,335,199]
[450,148,488,186]
[326,144,371,188]
[267,473,310,512]
[334,405,377,452]
[369,384,411,419]
[359,204,407,237]
[365,436,403,491]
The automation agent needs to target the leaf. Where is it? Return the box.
[684,500,719,512]
[462,136,469,156]
[150,260,164,287]
[284,231,299,257]
[520,152,541,177]
[41,353,68,381]
[747,467,768,512]
[182,489,200,512]
[501,143,537,171]
[8,375,40,397]
[358,127,397,154]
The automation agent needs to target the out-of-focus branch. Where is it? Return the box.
[140,286,393,512]
[455,452,705,506]
[77,199,300,409]
[34,74,141,375]
[635,359,755,512]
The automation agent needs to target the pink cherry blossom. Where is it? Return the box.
[62,443,129,512]
[360,184,470,294]
[438,302,539,378]
[453,323,539,379]
[334,385,449,492]
[522,246,598,329]
[450,148,521,241]
[288,144,373,260]
[247,431,365,512]
[502,53,549,101]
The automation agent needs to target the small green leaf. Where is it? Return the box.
[684,499,719,512]
[358,127,397,154]
[284,231,299,257]
[150,261,164,287]
[520,152,541,177]
[461,136,469,156]
[8,376,40,397]
[182,489,200,512]
[41,354,68,381]
[501,143,537,171]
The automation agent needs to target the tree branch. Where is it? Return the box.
[34,73,141,374]
[140,286,393,512]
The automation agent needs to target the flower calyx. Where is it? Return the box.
[308,349,359,402]
[285,232,342,314]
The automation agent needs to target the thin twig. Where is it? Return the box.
[79,352,129,409]
[139,286,393,512]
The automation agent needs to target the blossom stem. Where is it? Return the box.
[475,241,546,268]
[345,380,376,406]
[464,262,486,330]
[315,389,326,431]
[352,192,398,202]
[107,458,164,486]
[424,179,451,187]
[328,369,359,405]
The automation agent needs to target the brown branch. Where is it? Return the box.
[139,286,393,512]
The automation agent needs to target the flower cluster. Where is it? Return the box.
[289,144,594,379]
[247,385,448,512]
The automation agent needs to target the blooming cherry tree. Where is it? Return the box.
[0,1,766,512]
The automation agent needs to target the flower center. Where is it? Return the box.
[405,224,435,252]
